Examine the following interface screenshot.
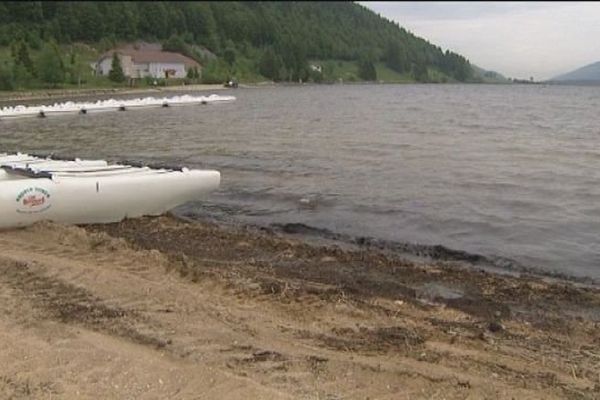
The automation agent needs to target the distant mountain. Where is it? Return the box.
[551,61,600,83]
[472,65,509,84]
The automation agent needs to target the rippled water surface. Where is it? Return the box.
[2,84,599,280]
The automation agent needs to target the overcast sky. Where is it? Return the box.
[360,2,600,80]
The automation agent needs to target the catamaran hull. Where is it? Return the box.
[0,170,220,228]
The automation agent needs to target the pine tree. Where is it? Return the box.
[186,66,200,81]
[15,40,35,76]
[108,52,125,82]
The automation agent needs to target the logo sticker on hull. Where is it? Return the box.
[16,187,52,214]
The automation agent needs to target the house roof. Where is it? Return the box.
[99,49,200,68]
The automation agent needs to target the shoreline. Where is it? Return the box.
[0,215,598,399]
[0,81,535,105]
[258,219,600,288]
[0,83,230,104]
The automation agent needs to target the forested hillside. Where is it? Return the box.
[0,1,474,89]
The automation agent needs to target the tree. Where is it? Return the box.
[138,2,168,39]
[201,59,229,84]
[66,50,90,87]
[412,62,429,83]
[258,47,282,81]
[163,34,188,54]
[183,2,216,48]
[0,3,9,25]
[186,66,200,81]
[223,46,236,66]
[321,61,336,82]
[277,38,308,81]
[385,41,409,73]
[0,62,14,90]
[440,50,472,82]
[108,52,126,83]
[14,40,35,76]
[12,63,34,88]
[37,42,65,86]
[309,67,323,83]
[4,2,43,24]
[186,67,195,80]
[357,58,377,81]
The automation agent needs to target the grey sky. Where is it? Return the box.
[359,2,600,80]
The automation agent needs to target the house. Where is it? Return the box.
[95,44,201,79]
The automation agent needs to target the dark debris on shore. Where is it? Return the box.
[88,214,600,336]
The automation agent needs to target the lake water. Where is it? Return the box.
[1,84,599,282]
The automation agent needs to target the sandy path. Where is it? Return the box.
[0,219,598,399]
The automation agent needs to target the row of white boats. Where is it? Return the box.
[0,94,236,119]
[0,152,221,229]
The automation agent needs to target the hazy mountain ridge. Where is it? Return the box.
[551,61,600,82]
[472,65,509,83]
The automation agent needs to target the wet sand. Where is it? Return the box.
[0,215,598,399]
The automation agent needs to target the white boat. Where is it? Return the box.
[0,153,220,229]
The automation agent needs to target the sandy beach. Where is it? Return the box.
[0,215,598,399]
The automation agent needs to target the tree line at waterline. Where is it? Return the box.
[0,1,474,90]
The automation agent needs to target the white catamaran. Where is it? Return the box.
[0,153,220,229]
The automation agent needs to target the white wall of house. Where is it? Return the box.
[133,63,151,78]
[148,62,187,79]
[96,57,191,79]
[96,55,134,77]
[97,58,112,76]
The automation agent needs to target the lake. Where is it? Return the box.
[2,84,599,282]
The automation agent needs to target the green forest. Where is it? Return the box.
[0,1,476,90]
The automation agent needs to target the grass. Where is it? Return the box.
[374,62,414,83]
[327,60,359,81]
[311,59,418,83]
